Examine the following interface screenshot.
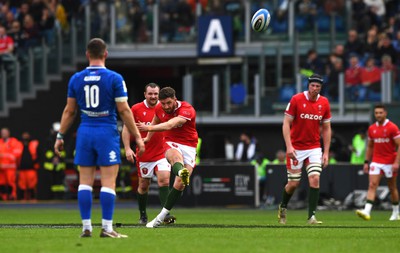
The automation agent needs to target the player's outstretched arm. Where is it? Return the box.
[135,115,160,144]
[54,98,77,156]
[144,116,187,132]
[117,101,145,157]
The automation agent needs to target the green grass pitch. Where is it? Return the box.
[0,202,399,253]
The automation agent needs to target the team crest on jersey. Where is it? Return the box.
[293,160,299,166]
[172,143,178,148]
[318,105,322,112]
[142,168,148,175]
[303,103,306,108]
[143,111,146,116]
[370,166,375,172]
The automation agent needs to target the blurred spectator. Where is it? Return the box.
[251,153,270,202]
[349,128,366,165]
[326,56,344,101]
[49,0,69,33]
[16,2,30,27]
[332,44,346,67]
[376,32,397,65]
[131,2,147,42]
[224,0,243,40]
[159,0,177,42]
[0,127,23,201]
[345,54,363,101]
[0,24,14,56]
[296,0,317,30]
[381,54,397,86]
[18,132,40,200]
[176,0,194,29]
[30,0,47,25]
[392,30,400,53]
[0,3,10,26]
[20,14,42,50]
[300,48,324,78]
[344,29,365,60]
[7,20,22,55]
[360,56,382,101]
[235,132,258,162]
[61,0,83,25]
[272,149,286,164]
[91,1,110,41]
[351,0,370,34]
[275,0,289,23]
[382,16,397,35]
[364,0,386,28]
[38,6,55,45]
[114,0,131,42]
[363,27,379,62]
[3,9,15,30]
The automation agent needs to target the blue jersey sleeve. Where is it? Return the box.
[113,74,128,102]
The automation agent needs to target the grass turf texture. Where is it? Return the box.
[0,203,399,253]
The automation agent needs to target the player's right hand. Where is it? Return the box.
[54,139,64,157]
[286,147,297,164]
[363,163,369,174]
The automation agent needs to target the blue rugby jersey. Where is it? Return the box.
[67,66,128,126]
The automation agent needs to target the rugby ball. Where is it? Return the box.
[251,9,271,32]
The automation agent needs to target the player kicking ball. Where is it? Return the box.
[136,87,198,228]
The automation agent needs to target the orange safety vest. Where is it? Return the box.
[28,140,40,169]
[0,137,23,169]
[24,140,40,170]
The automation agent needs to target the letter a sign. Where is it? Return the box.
[198,16,234,57]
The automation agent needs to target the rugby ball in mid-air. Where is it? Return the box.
[251,8,271,32]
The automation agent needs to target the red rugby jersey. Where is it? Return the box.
[155,101,198,148]
[285,91,331,150]
[368,119,400,164]
[131,100,164,162]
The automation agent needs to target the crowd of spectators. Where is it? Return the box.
[299,0,400,102]
[0,0,84,61]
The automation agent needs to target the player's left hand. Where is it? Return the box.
[136,122,147,132]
